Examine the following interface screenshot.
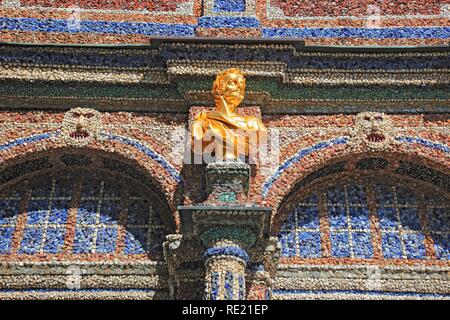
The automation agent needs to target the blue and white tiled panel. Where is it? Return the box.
[328,184,373,258]
[279,193,322,258]
[374,184,449,260]
[279,181,449,261]
[124,196,166,255]
[20,178,74,254]
[0,174,167,256]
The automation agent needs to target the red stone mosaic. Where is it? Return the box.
[20,0,193,12]
[270,0,449,17]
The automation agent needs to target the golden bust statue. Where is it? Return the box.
[192,68,267,161]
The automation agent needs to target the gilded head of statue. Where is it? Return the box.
[212,68,246,107]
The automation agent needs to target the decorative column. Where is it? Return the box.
[201,227,255,300]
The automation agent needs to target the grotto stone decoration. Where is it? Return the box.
[0,39,449,300]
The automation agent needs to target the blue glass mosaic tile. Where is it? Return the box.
[104,133,181,183]
[204,246,249,263]
[381,233,403,259]
[279,193,321,258]
[278,180,447,261]
[95,227,117,253]
[238,276,245,300]
[403,234,426,259]
[279,231,296,257]
[77,203,98,225]
[27,203,48,225]
[330,232,351,258]
[298,232,321,258]
[0,228,14,253]
[399,207,421,231]
[282,209,296,230]
[0,17,196,36]
[198,16,260,28]
[0,132,55,152]
[0,173,168,257]
[296,205,320,229]
[329,205,347,229]
[48,205,69,225]
[327,183,373,258]
[211,272,220,300]
[224,271,233,300]
[262,137,349,198]
[73,227,95,253]
[19,228,43,254]
[98,202,120,224]
[352,232,373,258]
[377,207,399,230]
[395,137,450,154]
[213,0,245,13]
[262,27,450,39]
[350,207,370,229]
[43,227,66,254]
[434,234,450,260]
[124,230,146,254]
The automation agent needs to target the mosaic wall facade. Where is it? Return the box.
[0,0,449,45]
[0,40,449,299]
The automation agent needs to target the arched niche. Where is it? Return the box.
[275,172,449,264]
[0,157,173,262]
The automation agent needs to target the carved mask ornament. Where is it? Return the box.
[351,112,396,151]
[61,107,101,147]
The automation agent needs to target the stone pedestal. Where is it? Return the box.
[205,160,250,204]
[170,159,276,300]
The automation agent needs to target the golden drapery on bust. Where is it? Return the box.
[192,68,267,161]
